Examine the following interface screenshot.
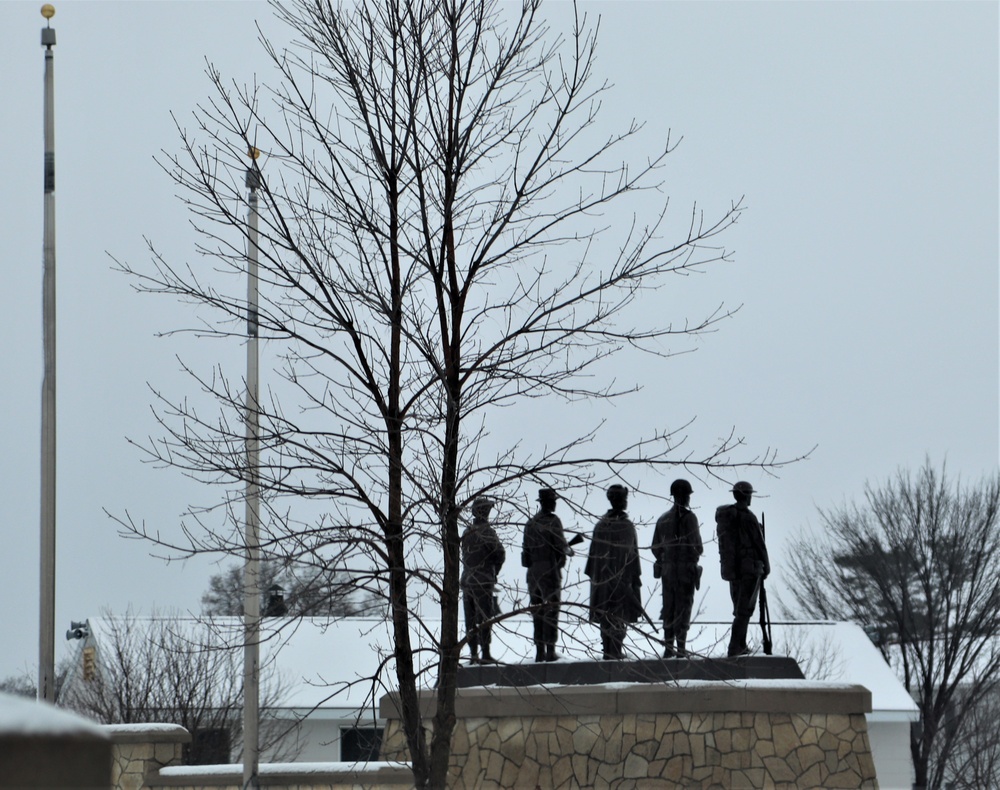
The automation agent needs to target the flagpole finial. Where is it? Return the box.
[246,148,262,190]
[41,4,56,46]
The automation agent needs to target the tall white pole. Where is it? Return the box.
[243,148,261,790]
[38,3,58,705]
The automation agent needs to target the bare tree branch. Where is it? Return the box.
[113,2,802,785]
[783,460,1000,790]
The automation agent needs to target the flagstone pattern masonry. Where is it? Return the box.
[379,682,879,789]
[106,725,189,790]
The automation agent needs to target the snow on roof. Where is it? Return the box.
[83,615,917,720]
[683,620,919,721]
[158,761,409,779]
[0,692,108,738]
[254,616,397,713]
[83,615,397,714]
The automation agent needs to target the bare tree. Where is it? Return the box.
[61,610,299,765]
[784,461,1000,790]
[944,686,1000,790]
[202,559,380,617]
[115,1,799,785]
[0,673,37,699]
[770,625,846,683]
[0,658,73,702]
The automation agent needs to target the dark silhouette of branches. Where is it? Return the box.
[112,1,803,785]
[61,609,299,765]
[784,460,1000,790]
[201,559,380,617]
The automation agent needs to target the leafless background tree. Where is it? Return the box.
[784,460,1000,790]
[943,686,1000,790]
[0,659,72,702]
[770,625,846,683]
[115,1,798,784]
[61,610,299,765]
[201,559,380,617]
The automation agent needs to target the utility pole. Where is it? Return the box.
[38,2,58,705]
[243,147,261,790]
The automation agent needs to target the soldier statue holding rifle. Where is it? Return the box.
[716,481,769,657]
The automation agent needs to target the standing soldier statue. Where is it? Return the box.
[461,496,506,664]
[521,487,571,662]
[651,479,703,657]
[716,481,769,657]
[585,484,642,660]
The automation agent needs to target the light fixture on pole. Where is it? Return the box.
[243,145,262,790]
[38,2,58,705]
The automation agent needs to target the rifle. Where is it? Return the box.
[759,513,773,655]
[625,584,658,633]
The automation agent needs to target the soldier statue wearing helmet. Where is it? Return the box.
[461,495,506,663]
[651,479,703,657]
[716,481,769,657]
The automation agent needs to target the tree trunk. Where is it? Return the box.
[427,213,462,789]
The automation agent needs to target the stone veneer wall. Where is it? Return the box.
[105,724,190,790]
[104,724,413,790]
[379,682,879,789]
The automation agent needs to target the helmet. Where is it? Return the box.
[471,496,494,514]
[670,479,693,497]
[731,481,755,496]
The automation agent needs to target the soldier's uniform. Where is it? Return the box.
[585,485,641,660]
[521,488,570,662]
[716,482,769,657]
[651,480,703,657]
[461,497,506,663]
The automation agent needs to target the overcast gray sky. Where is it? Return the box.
[1,1,996,681]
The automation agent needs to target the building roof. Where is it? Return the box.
[80,615,917,722]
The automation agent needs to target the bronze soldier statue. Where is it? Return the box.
[461,496,506,664]
[522,487,571,662]
[716,481,769,657]
[651,479,703,657]
[585,484,642,660]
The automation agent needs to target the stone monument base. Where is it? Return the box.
[379,666,878,788]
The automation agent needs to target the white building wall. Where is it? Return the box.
[868,718,914,790]
[289,717,342,762]
[263,712,380,763]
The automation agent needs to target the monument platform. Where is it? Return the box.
[380,657,878,788]
[455,654,804,687]
[380,676,878,790]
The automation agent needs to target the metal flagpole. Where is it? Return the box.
[38,3,58,705]
[243,147,262,790]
